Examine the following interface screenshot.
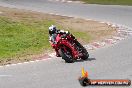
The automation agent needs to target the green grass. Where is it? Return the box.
[0,17,53,59]
[81,0,132,5]
[0,17,91,60]
[70,30,91,43]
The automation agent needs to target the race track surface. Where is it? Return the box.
[0,0,132,88]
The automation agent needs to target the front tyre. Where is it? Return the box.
[58,48,74,63]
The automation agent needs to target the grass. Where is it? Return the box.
[69,30,91,43]
[0,16,91,60]
[0,17,53,60]
[81,0,132,5]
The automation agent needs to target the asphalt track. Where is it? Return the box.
[0,0,132,88]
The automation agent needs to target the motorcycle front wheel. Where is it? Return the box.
[58,46,74,63]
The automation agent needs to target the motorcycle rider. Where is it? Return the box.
[48,25,69,57]
[48,25,69,44]
[48,25,58,44]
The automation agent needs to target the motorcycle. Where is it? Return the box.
[49,31,89,63]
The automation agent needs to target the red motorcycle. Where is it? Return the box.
[50,31,89,63]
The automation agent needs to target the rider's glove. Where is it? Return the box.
[65,31,68,34]
[53,41,57,44]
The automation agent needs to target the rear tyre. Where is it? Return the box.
[58,48,74,63]
[75,40,89,60]
[81,47,89,60]
[82,53,89,60]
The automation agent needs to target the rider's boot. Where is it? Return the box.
[55,50,61,57]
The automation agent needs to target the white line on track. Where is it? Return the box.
[0,75,12,77]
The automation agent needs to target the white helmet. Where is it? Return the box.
[49,25,56,31]
[49,25,57,35]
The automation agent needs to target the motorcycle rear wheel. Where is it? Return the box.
[75,40,89,60]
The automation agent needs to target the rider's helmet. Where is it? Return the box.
[49,25,57,35]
